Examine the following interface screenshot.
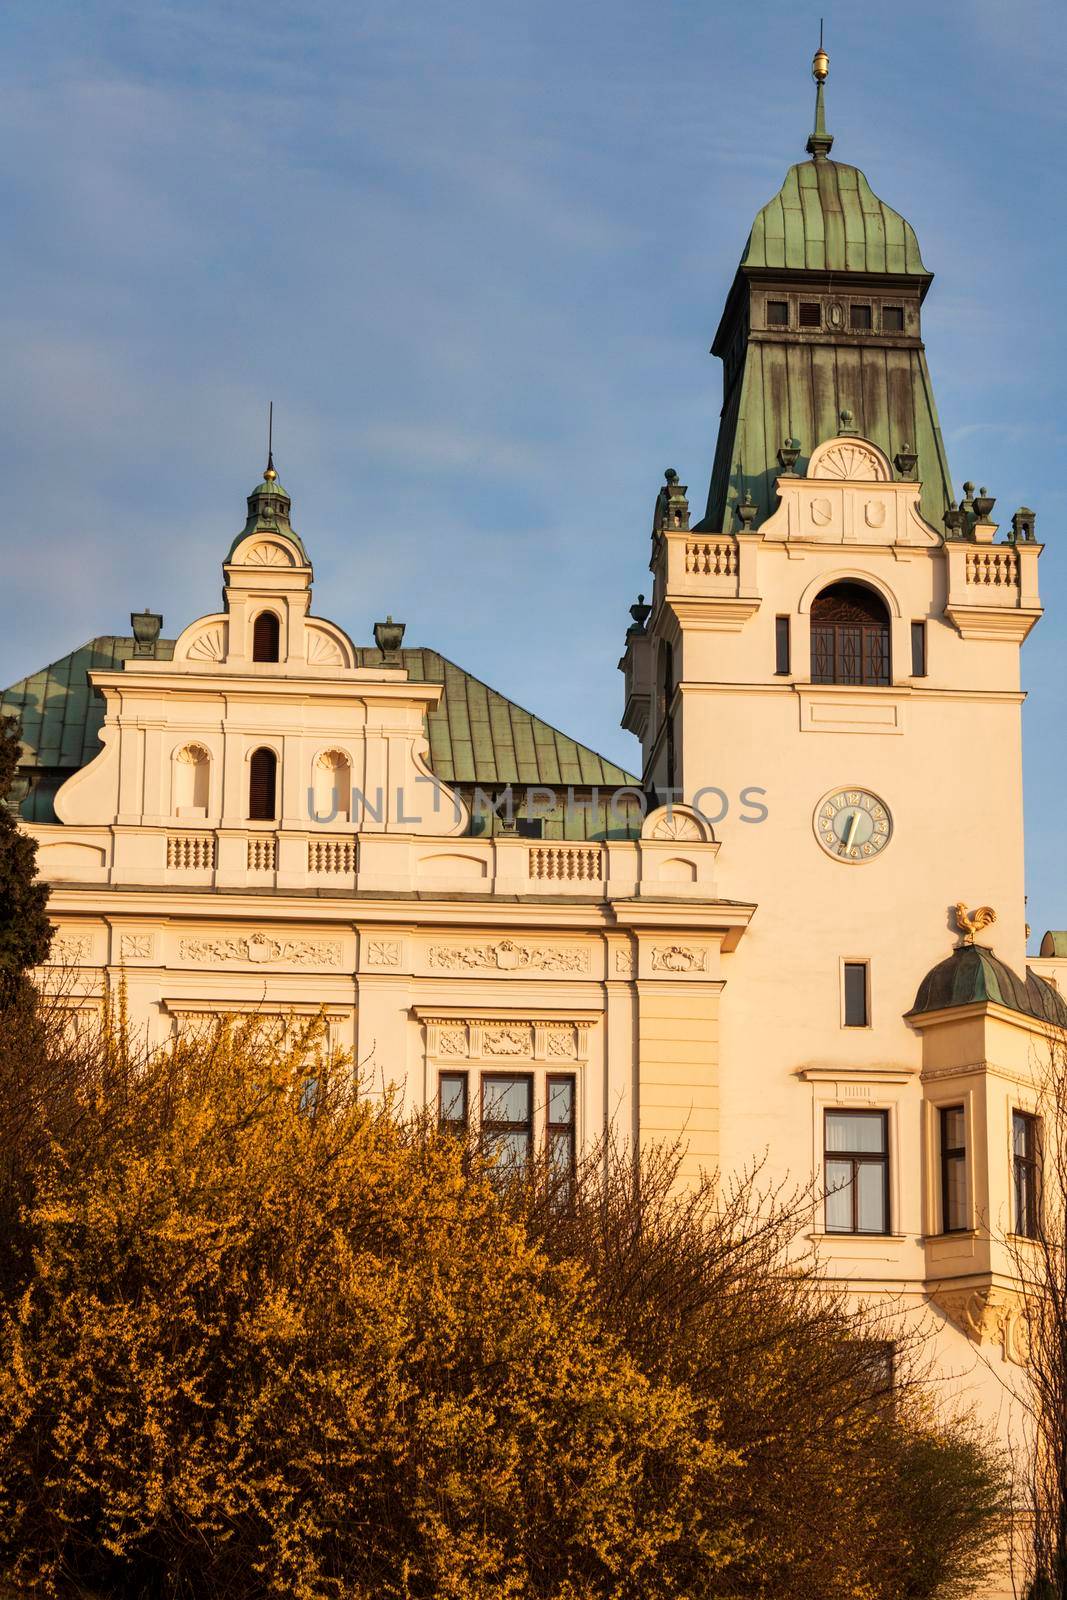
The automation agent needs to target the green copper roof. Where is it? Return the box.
[910,945,1067,1028]
[225,472,309,564]
[1040,931,1067,958]
[741,160,927,276]
[705,335,953,535]
[2,637,636,826]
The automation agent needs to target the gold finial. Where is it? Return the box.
[955,903,997,947]
[813,17,828,81]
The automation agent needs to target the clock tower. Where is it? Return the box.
[620,44,1050,1328]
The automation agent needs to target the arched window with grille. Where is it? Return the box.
[252,611,281,663]
[248,747,278,820]
[810,582,891,686]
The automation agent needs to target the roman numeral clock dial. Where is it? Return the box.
[814,788,892,863]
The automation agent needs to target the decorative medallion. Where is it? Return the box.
[483,1027,534,1057]
[649,812,704,843]
[811,496,833,527]
[812,441,885,481]
[48,935,92,965]
[650,945,707,973]
[119,934,153,961]
[614,948,635,977]
[864,500,888,529]
[366,940,401,967]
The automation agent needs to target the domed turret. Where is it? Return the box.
[700,46,953,536]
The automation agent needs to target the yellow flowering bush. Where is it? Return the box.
[0,1014,742,1598]
[0,1003,1006,1598]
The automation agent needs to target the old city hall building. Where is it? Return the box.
[6,51,1066,1592]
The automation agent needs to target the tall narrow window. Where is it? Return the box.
[439,1072,469,1136]
[660,641,675,790]
[1013,1110,1040,1238]
[911,620,928,677]
[940,1105,967,1233]
[775,615,791,675]
[825,1110,889,1235]
[810,582,891,686]
[252,611,280,663]
[843,962,870,1027]
[248,747,277,821]
[883,305,905,332]
[482,1075,532,1178]
[547,1074,576,1190]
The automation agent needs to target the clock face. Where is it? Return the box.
[814,788,893,863]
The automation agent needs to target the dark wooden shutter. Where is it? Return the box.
[252,612,280,662]
[248,748,277,820]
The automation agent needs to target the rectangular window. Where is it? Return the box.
[482,1074,533,1178]
[515,816,544,840]
[911,620,928,677]
[799,301,822,328]
[1013,1110,1040,1238]
[883,305,905,332]
[825,1110,889,1235]
[843,961,870,1027]
[547,1074,576,1191]
[850,303,873,330]
[767,299,789,326]
[775,615,791,674]
[439,1071,469,1135]
[940,1104,967,1232]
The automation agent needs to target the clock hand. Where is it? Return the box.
[843,810,860,851]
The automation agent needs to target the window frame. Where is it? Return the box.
[766,299,789,327]
[252,609,281,663]
[842,960,870,1029]
[248,746,278,822]
[775,614,791,675]
[438,1070,469,1136]
[911,620,928,678]
[882,304,905,333]
[799,300,822,328]
[849,303,873,330]
[546,1072,577,1191]
[824,1109,890,1236]
[1013,1109,1040,1239]
[939,1104,968,1234]
[481,1071,534,1177]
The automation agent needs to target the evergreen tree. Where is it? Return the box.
[0,716,51,1000]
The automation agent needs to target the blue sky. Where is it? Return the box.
[2,0,1065,944]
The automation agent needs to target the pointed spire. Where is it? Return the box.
[264,400,278,481]
[806,26,834,161]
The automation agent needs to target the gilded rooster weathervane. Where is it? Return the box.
[954,903,997,946]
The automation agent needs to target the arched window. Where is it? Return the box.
[248,747,277,821]
[252,611,280,663]
[312,749,351,822]
[810,582,890,686]
[173,743,210,814]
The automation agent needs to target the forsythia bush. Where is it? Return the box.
[0,1012,742,1599]
[0,1000,1007,1599]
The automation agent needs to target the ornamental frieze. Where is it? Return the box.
[427,939,588,974]
[422,1017,591,1063]
[178,932,343,968]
